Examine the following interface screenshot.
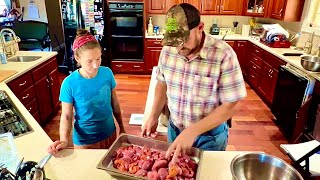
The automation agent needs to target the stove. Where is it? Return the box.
[0,90,32,137]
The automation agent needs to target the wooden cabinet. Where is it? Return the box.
[201,0,219,14]
[234,41,248,78]
[49,69,60,110]
[166,0,182,11]
[243,0,268,17]
[34,76,53,123]
[112,61,145,74]
[145,39,163,74]
[267,0,305,21]
[7,56,60,125]
[184,0,200,10]
[244,42,286,106]
[201,0,238,15]
[148,0,166,14]
[32,57,60,124]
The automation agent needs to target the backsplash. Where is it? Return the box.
[150,15,251,33]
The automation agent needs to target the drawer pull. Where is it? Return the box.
[22,94,29,99]
[28,107,32,112]
[50,77,53,82]
[133,65,140,68]
[19,81,27,86]
[116,65,122,68]
[154,41,161,44]
[255,49,260,53]
[252,65,257,69]
[251,75,255,78]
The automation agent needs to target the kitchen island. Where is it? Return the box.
[0,51,260,179]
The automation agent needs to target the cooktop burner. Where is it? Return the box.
[0,90,32,137]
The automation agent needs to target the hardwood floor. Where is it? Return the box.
[43,72,290,162]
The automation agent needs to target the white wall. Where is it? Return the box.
[19,0,48,23]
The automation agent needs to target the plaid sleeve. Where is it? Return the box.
[156,47,167,82]
[218,48,247,103]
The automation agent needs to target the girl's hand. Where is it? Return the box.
[47,140,68,156]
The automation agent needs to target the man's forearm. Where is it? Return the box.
[59,116,72,142]
[188,102,238,137]
[150,81,167,119]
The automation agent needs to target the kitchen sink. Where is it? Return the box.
[7,56,42,62]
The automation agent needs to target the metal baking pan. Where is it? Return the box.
[96,134,203,180]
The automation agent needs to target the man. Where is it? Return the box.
[141,3,247,163]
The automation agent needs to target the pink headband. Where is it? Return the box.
[72,35,97,51]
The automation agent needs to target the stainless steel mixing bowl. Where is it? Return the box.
[230,153,304,180]
[300,55,320,72]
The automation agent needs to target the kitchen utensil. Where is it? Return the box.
[97,134,203,180]
[15,154,52,180]
[300,55,320,72]
[290,32,301,42]
[230,152,303,180]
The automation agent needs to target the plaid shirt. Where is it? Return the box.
[156,33,247,130]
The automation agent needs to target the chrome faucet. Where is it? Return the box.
[304,31,314,54]
[0,28,20,61]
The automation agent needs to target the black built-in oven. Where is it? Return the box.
[109,2,143,61]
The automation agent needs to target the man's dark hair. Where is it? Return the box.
[180,3,200,30]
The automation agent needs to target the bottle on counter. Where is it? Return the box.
[0,47,7,64]
[148,16,154,36]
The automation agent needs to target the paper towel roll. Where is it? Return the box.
[242,25,251,37]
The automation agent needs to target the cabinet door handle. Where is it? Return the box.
[133,65,140,68]
[28,107,32,112]
[116,65,122,68]
[19,81,27,86]
[221,5,223,11]
[50,77,53,82]
[217,5,220,10]
[255,49,260,53]
[46,79,49,83]
[251,75,255,78]
[268,69,272,73]
[154,41,161,44]
[279,9,283,15]
[252,65,257,69]
[162,4,164,9]
[22,94,29,99]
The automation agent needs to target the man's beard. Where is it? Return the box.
[178,37,200,57]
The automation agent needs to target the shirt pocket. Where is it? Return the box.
[192,75,217,98]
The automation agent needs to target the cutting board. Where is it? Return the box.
[0,70,18,82]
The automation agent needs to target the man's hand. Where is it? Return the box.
[47,140,68,156]
[165,128,198,164]
[141,116,159,138]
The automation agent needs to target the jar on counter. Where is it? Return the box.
[153,26,160,35]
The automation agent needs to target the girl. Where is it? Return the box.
[48,29,125,154]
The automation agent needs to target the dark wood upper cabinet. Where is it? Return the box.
[243,0,268,17]
[166,0,182,11]
[201,0,238,15]
[148,0,166,14]
[201,0,220,15]
[219,0,238,15]
[268,0,305,21]
[183,0,201,10]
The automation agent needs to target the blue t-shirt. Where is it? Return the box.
[59,67,116,145]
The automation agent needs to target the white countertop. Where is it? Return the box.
[0,51,58,83]
[0,51,263,179]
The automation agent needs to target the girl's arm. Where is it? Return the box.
[111,89,125,133]
[59,102,74,144]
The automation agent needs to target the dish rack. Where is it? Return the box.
[260,38,291,48]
